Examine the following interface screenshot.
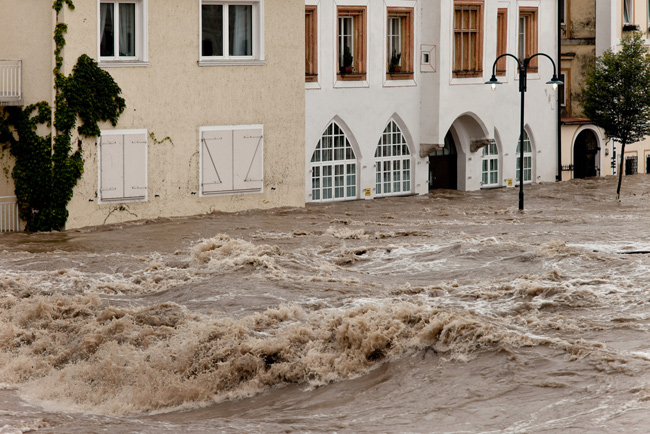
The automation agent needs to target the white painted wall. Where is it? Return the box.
[421,0,559,191]
[305,0,425,202]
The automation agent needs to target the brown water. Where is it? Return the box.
[2,175,650,433]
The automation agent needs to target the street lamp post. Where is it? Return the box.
[485,53,562,211]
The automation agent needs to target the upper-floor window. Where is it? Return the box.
[453,0,483,78]
[496,8,507,76]
[623,0,633,24]
[519,7,538,73]
[387,7,414,80]
[200,1,263,63]
[337,6,367,80]
[306,6,318,82]
[99,0,147,63]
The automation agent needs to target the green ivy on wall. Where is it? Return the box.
[0,0,125,232]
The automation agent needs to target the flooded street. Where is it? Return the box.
[2,175,650,433]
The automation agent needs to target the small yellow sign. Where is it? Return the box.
[507,178,513,186]
[365,188,371,196]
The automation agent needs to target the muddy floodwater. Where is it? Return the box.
[2,175,650,433]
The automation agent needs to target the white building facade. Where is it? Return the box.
[305,0,423,202]
[305,0,560,203]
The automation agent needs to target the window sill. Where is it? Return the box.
[384,78,416,88]
[200,188,262,197]
[334,78,369,89]
[306,81,321,90]
[198,59,266,67]
[98,196,147,204]
[99,60,150,68]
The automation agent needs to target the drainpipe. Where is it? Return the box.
[557,0,562,181]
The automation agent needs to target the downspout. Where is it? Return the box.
[557,0,562,181]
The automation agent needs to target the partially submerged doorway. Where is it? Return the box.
[573,129,599,178]
[429,131,457,190]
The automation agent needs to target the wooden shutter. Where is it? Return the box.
[233,128,263,191]
[123,133,147,199]
[100,135,124,200]
[202,129,233,193]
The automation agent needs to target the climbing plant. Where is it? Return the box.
[0,0,125,231]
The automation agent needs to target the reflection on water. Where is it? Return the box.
[2,175,650,433]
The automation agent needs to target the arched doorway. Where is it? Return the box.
[573,129,599,178]
[429,130,457,190]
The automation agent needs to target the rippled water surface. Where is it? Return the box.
[2,175,650,433]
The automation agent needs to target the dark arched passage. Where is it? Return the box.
[429,130,457,190]
[573,129,599,179]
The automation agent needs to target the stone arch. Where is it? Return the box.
[572,126,601,178]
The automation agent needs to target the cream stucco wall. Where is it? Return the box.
[3,0,305,229]
[0,0,54,199]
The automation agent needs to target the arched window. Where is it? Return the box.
[375,121,412,196]
[310,122,357,201]
[481,141,499,187]
[516,130,532,184]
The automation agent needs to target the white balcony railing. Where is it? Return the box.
[0,59,23,106]
[0,196,21,232]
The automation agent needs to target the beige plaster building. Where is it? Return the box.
[0,0,305,231]
[560,0,650,180]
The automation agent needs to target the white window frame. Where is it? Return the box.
[98,0,148,66]
[199,0,265,66]
[516,131,533,185]
[623,0,633,24]
[387,16,401,64]
[98,129,148,203]
[310,122,358,202]
[375,121,412,197]
[481,141,499,188]
[199,124,264,196]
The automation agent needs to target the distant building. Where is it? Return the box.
[305,0,560,204]
[561,0,650,180]
[0,0,305,230]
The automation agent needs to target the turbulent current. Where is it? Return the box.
[2,175,650,433]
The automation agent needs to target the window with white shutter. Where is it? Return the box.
[200,125,264,195]
[99,129,147,202]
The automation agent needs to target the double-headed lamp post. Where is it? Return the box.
[485,53,563,211]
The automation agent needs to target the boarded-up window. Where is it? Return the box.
[200,126,263,195]
[99,130,147,202]
[496,8,507,76]
[305,6,318,82]
[453,0,483,78]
